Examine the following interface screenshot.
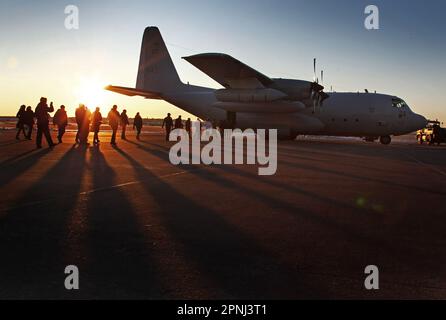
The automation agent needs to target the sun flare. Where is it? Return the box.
[74,77,107,108]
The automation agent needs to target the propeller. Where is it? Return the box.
[310,58,327,111]
[313,58,317,83]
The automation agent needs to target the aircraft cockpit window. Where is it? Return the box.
[392,98,407,108]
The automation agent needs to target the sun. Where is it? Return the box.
[74,76,107,109]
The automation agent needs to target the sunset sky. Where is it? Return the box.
[0,0,445,120]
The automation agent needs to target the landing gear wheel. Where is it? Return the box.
[379,135,391,145]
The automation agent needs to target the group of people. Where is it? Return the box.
[15,97,203,148]
[160,113,216,141]
[162,113,194,141]
[15,98,145,148]
[15,105,36,141]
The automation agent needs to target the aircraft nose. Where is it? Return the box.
[413,114,428,130]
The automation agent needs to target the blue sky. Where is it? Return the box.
[0,0,445,120]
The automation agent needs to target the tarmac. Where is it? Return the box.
[0,129,445,299]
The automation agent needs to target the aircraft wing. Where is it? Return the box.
[183,53,273,89]
[105,85,162,99]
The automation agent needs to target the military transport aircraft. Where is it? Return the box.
[106,26,427,144]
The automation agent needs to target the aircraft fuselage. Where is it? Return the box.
[162,84,427,140]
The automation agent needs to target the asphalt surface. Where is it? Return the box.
[0,129,445,299]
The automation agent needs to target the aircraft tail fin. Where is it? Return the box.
[136,27,182,93]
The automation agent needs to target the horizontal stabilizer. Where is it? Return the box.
[105,85,162,99]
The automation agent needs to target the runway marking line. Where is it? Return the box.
[79,170,192,195]
[0,169,199,213]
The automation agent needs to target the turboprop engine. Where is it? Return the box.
[215,88,287,103]
[213,87,306,113]
[270,79,314,100]
[270,79,329,107]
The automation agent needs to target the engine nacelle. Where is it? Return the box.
[215,88,287,103]
[212,101,305,113]
[270,79,313,101]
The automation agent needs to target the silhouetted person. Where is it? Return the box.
[80,106,91,145]
[175,115,183,129]
[162,113,173,141]
[34,97,55,148]
[75,104,85,143]
[91,107,102,145]
[75,104,90,145]
[15,105,26,140]
[53,105,68,143]
[23,106,34,140]
[120,109,129,140]
[133,112,143,140]
[185,118,192,136]
[108,105,120,145]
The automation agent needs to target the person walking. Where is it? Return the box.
[133,112,143,140]
[185,118,192,137]
[91,107,103,145]
[174,115,183,129]
[79,106,91,145]
[15,105,27,140]
[53,105,68,143]
[107,105,120,145]
[34,97,55,148]
[23,106,34,140]
[120,109,130,140]
[75,104,85,144]
[162,113,173,141]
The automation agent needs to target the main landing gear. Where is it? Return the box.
[379,135,392,145]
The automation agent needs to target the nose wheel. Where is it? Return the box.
[379,135,392,145]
